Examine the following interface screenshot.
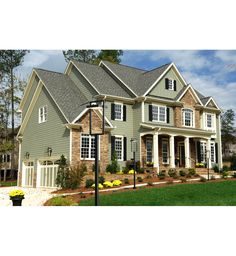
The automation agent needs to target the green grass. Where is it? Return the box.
[47,196,77,206]
[79,180,236,206]
[0,180,17,187]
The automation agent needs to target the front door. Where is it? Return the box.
[178,143,185,167]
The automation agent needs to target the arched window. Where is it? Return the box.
[182,108,194,127]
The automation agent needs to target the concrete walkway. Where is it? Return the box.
[0,187,57,206]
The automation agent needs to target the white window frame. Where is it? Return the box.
[38,105,47,123]
[162,138,169,164]
[80,134,97,160]
[146,137,153,162]
[200,141,207,163]
[211,142,215,163]
[182,108,194,128]
[114,102,123,121]
[205,113,215,130]
[168,79,174,90]
[152,104,167,123]
[114,135,124,161]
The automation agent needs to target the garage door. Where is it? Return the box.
[23,161,34,187]
[39,160,59,188]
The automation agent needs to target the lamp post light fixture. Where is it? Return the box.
[86,100,105,206]
[130,138,137,189]
[47,147,52,157]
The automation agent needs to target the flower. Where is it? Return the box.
[112,180,122,186]
[9,190,25,200]
[116,170,123,175]
[128,169,136,174]
[91,183,104,189]
[103,181,114,188]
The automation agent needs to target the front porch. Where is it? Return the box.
[140,132,216,173]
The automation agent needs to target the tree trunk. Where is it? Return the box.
[10,67,15,179]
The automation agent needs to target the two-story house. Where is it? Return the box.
[17,60,222,188]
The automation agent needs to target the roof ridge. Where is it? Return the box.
[34,68,63,75]
[102,60,147,72]
[142,62,171,75]
[71,59,100,68]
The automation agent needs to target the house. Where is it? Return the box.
[17,60,222,188]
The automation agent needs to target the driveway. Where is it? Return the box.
[0,186,57,206]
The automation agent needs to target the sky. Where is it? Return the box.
[17,50,236,114]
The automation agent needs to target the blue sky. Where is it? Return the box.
[17,50,236,115]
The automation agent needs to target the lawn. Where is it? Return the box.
[0,180,17,187]
[79,180,236,206]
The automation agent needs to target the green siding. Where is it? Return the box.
[144,103,174,126]
[22,75,39,121]
[148,68,185,99]
[132,102,142,161]
[68,66,96,101]
[21,86,70,161]
[105,101,134,167]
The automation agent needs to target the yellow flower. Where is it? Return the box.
[103,181,113,188]
[9,190,25,199]
[128,169,136,174]
[91,183,104,189]
[112,180,122,186]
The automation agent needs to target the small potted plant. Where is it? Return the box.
[9,189,25,206]
[146,162,154,167]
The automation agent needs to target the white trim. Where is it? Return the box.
[17,142,22,187]
[80,134,100,161]
[38,105,47,123]
[69,129,72,162]
[141,101,145,122]
[162,138,169,164]
[114,102,123,121]
[146,136,153,162]
[205,97,221,110]
[152,104,167,123]
[99,61,137,97]
[204,112,216,131]
[182,108,195,128]
[64,61,73,75]
[70,60,100,94]
[177,84,203,106]
[143,62,188,96]
[114,135,124,161]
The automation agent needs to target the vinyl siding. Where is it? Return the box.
[21,86,70,161]
[133,102,142,161]
[148,68,185,99]
[68,66,96,101]
[22,75,40,121]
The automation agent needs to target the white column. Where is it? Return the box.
[153,132,159,173]
[184,137,190,168]
[207,138,212,169]
[169,135,175,168]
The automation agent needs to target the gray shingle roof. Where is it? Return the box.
[35,68,88,123]
[71,60,133,98]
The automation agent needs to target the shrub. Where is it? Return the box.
[105,152,120,174]
[137,177,143,182]
[85,179,94,188]
[56,155,69,188]
[91,183,104,189]
[122,167,129,174]
[232,172,236,178]
[221,165,230,173]
[113,180,122,186]
[103,181,113,188]
[158,170,166,180]
[137,167,145,174]
[168,168,178,178]
[212,164,220,173]
[116,170,123,175]
[124,178,129,184]
[146,174,152,179]
[126,160,133,169]
[221,171,228,179]
[180,177,187,183]
[179,170,186,177]
[98,176,105,185]
[200,176,207,182]
[196,163,205,168]
[188,168,196,176]
[92,164,100,173]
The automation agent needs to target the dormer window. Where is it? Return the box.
[39,106,47,123]
[165,78,177,91]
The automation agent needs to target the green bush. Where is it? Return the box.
[232,172,236,178]
[221,171,228,179]
[137,167,145,174]
[212,164,219,173]
[124,178,129,184]
[49,196,76,206]
[137,177,143,182]
[99,176,105,184]
[168,168,178,178]
[85,179,94,188]
[221,165,230,172]
[145,174,152,179]
[188,168,196,176]
[158,170,166,180]
[106,152,120,174]
[180,177,187,183]
[122,167,129,174]
[179,170,186,177]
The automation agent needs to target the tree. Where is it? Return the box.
[221,109,236,156]
[63,50,97,63]
[94,50,123,64]
[0,50,29,178]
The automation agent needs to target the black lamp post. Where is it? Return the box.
[131,138,137,189]
[87,100,105,206]
[206,149,210,181]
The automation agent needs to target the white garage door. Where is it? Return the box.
[39,160,59,188]
[22,161,34,187]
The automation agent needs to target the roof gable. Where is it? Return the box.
[177,84,203,106]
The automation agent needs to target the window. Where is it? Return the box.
[114,103,123,121]
[152,105,166,122]
[162,139,169,164]
[205,113,215,130]
[182,109,194,127]
[168,79,174,90]
[80,134,96,160]
[115,137,123,161]
[211,143,215,163]
[146,138,153,162]
[39,106,47,123]
[200,142,207,162]
[0,154,10,163]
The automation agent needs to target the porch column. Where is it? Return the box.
[169,135,175,168]
[207,138,212,169]
[184,137,190,168]
[153,132,159,173]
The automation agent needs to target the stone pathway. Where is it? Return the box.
[0,186,57,206]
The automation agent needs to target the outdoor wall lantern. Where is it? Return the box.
[47,147,52,157]
[130,138,137,189]
[25,152,30,159]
